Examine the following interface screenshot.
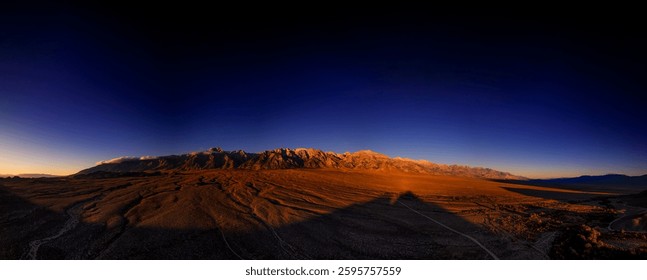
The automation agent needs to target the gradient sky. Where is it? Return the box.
[1,4,646,178]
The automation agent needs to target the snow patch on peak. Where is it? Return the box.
[353,150,386,156]
[96,156,137,165]
[139,156,158,160]
[394,157,431,164]
[96,156,157,165]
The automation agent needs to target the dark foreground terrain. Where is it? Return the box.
[1,170,646,259]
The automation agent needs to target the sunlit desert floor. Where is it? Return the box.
[1,170,646,259]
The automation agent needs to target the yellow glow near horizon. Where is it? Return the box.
[0,160,80,176]
[0,139,88,176]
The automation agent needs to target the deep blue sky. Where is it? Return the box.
[1,3,646,177]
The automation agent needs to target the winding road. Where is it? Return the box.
[608,208,647,232]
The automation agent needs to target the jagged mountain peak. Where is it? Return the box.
[208,147,224,153]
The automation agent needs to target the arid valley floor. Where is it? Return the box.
[2,169,646,259]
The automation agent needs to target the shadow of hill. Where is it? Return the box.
[501,187,608,203]
[492,178,645,194]
[0,187,68,259]
[232,191,503,259]
[619,190,647,208]
[0,184,510,260]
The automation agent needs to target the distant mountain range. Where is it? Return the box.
[78,147,525,180]
[0,174,61,178]
[529,174,647,188]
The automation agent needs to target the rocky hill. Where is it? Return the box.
[77,147,525,179]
